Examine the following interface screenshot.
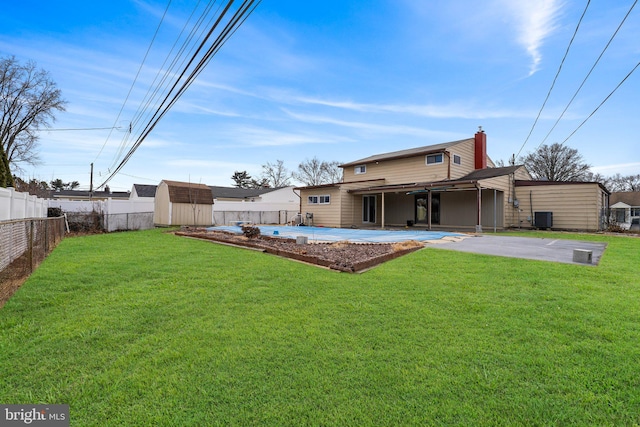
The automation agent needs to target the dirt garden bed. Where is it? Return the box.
[175,227,424,272]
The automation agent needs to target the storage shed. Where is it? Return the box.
[153,180,214,226]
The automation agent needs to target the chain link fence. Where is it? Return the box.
[0,217,65,305]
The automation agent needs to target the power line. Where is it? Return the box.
[559,60,640,146]
[45,126,122,132]
[110,1,222,176]
[536,0,638,149]
[108,0,222,174]
[93,0,173,164]
[98,0,261,189]
[515,0,591,159]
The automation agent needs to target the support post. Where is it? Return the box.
[381,192,385,229]
[476,185,483,233]
[494,189,497,233]
[427,190,432,230]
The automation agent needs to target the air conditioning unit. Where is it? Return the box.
[534,211,553,229]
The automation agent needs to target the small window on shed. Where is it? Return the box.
[354,165,366,174]
[453,154,461,165]
[426,153,444,165]
[308,196,318,204]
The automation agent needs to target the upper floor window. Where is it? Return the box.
[426,153,444,165]
[453,154,461,165]
[354,165,366,174]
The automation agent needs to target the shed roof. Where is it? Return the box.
[133,184,158,198]
[162,180,213,204]
[609,191,640,207]
[340,138,471,168]
[209,186,277,199]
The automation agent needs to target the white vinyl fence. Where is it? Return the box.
[0,187,48,221]
[49,198,155,232]
[212,200,299,225]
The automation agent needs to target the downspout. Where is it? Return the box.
[529,191,534,228]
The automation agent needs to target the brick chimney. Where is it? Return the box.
[474,127,487,170]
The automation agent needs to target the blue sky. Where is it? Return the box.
[1,0,639,191]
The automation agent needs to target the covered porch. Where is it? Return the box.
[348,180,506,232]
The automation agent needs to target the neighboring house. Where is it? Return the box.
[210,186,277,202]
[210,186,298,206]
[609,192,640,230]
[154,180,214,226]
[296,130,609,232]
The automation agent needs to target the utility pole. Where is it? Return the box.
[90,163,94,193]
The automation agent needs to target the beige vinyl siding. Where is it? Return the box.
[343,156,448,184]
[478,175,512,228]
[154,181,171,226]
[514,168,532,181]
[440,192,475,226]
[438,190,504,228]
[448,139,477,179]
[170,203,213,226]
[515,183,605,231]
[383,192,415,226]
[342,140,480,185]
[339,180,384,227]
[301,187,342,227]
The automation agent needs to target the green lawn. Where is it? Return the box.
[1,228,639,426]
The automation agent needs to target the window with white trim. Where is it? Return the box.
[453,154,461,165]
[354,165,366,174]
[426,153,444,165]
[308,195,330,204]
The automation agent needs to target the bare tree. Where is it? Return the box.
[260,160,291,187]
[14,176,51,197]
[293,157,343,186]
[520,143,591,181]
[602,173,640,192]
[0,56,67,186]
[323,160,343,183]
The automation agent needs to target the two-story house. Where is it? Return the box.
[297,130,609,232]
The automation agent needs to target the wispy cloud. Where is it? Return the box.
[282,109,457,139]
[592,162,640,175]
[501,0,564,76]
[293,97,533,119]
[222,126,355,147]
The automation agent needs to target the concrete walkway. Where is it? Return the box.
[429,234,607,266]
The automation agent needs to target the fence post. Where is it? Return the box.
[45,218,49,254]
[29,220,34,272]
